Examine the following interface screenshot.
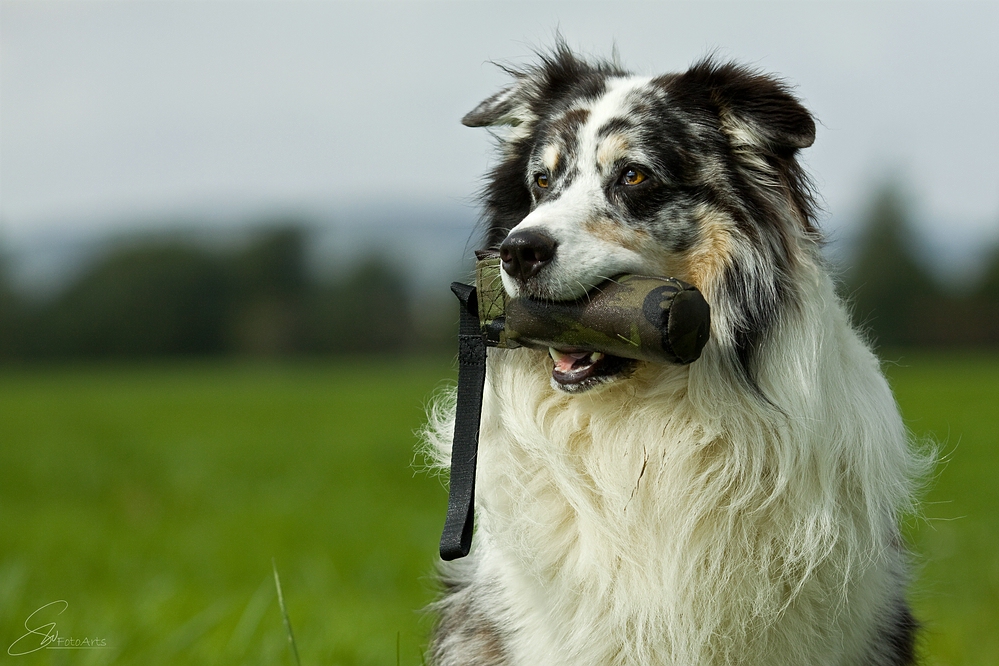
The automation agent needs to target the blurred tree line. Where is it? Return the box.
[846,184,999,348]
[1,190,998,363]
[0,226,454,362]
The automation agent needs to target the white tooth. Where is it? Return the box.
[549,347,564,362]
[589,352,605,362]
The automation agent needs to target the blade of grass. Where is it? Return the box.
[272,558,302,666]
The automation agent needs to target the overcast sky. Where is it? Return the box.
[2,1,997,263]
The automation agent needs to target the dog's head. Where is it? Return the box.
[465,45,819,393]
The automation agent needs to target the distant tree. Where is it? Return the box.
[846,184,940,347]
[305,256,413,354]
[227,226,309,355]
[32,243,232,358]
[0,250,27,360]
[230,226,308,299]
[977,244,999,301]
[969,242,999,345]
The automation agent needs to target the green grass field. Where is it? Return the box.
[886,353,999,665]
[0,354,996,665]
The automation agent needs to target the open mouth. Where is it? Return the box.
[548,348,636,393]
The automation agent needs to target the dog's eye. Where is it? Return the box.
[535,174,550,189]
[619,168,647,186]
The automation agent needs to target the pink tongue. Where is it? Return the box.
[555,351,590,373]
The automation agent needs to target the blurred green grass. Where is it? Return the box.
[884,352,999,665]
[0,354,996,665]
[0,359,455,665]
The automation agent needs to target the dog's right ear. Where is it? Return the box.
[462,81,535,128]
[463,42,614,129]
[461,72,539,127]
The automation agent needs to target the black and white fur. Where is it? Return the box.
[423,45,930,666]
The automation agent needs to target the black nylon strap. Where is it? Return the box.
[439,282,486,561]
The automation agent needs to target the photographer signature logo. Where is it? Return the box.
[7,600,109,656]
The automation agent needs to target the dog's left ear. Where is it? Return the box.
[670,59,816,153]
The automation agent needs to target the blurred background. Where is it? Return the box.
[1,1,996,664]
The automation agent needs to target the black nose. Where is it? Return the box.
[500,230,557,283]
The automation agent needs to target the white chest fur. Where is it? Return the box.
[426,273,926,666]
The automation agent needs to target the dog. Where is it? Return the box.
[422,44,931,665]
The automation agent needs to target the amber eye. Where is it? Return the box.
[535,173,549,189]
[620,167,646,186]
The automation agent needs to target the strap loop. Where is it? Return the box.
[439,282,486,561]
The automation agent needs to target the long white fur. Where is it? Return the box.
[423,72,932,666]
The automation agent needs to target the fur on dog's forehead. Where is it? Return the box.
[530,77,692,189]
